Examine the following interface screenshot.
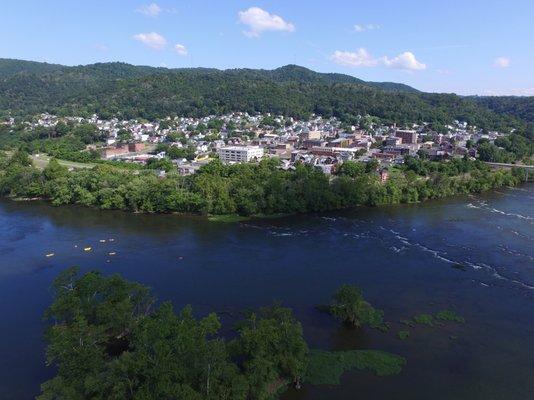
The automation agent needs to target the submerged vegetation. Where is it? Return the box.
[40,270,406,400]
[400,319,416,328]
[435,310,465,323]
[305,350,406,385]
[411,310,465,327]
[413,313,435,326]
[397,330,410,340]
[328,284,386,330]
[323,284,465,344]
[395,310,465,342]
[37,267,469,398]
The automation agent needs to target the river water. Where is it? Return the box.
[0,185,533,399]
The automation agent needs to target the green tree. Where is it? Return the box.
[43,158,68,180]
[166,145,196,161]
[72,124,102,144]
[329,284,384,328]
[116,129,132,143]
[365,159,379,173]
[40,268,248,400]
[337,161,365,178]
[234,305,308,398]
[146,157,174,172]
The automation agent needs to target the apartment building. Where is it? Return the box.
[217,146,264,164]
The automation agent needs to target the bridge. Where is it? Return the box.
[484,162,534,171]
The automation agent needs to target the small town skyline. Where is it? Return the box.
[16,110,498,177]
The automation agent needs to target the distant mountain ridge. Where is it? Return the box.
[0,59,418,93]
[0,58,532,132]
[224,65,420,93]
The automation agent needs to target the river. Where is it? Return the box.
[0,185,533,399]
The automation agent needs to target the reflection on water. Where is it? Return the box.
[0,185,533,399]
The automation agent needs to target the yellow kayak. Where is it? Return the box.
[84,247,92,252]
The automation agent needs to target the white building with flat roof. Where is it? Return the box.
[217,146,264,164]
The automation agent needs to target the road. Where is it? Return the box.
[484,161,534,170]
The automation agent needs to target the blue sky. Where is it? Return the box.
[3,0,534,95]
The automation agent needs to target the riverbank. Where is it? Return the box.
[5,179,529,223]
[1,151,530,219]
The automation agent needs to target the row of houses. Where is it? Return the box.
[15,113,513,175]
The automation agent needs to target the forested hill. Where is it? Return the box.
[0,58,532,133]
[0,59,415,90]
[469,96,534,124]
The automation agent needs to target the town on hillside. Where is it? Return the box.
[2,112,514,177]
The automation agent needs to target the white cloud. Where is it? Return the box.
[354,24,381,32]
[331,49,426,71]
[493,57,511,68]
[484,87,534,96]
[238,7,295,38]
[383,52,426,71]
[136,3,162,17]
[133,32,167,50]
[330,49,379,67]
[510,88,534,95]
[174,43,188,56]
[95,44,109,52]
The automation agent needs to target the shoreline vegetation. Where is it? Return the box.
[40,269,407,399]
[40,271,465,399]
[0,150,530,220]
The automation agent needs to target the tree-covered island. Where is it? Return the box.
[39,269,406,399]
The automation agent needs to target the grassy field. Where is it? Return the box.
[30,154,95,170]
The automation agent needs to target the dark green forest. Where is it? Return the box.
[469,96,534,123]
[0,59,532,134]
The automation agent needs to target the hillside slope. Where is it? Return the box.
[0,59,531,133]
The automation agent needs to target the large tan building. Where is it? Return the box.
[302,130,322,141]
